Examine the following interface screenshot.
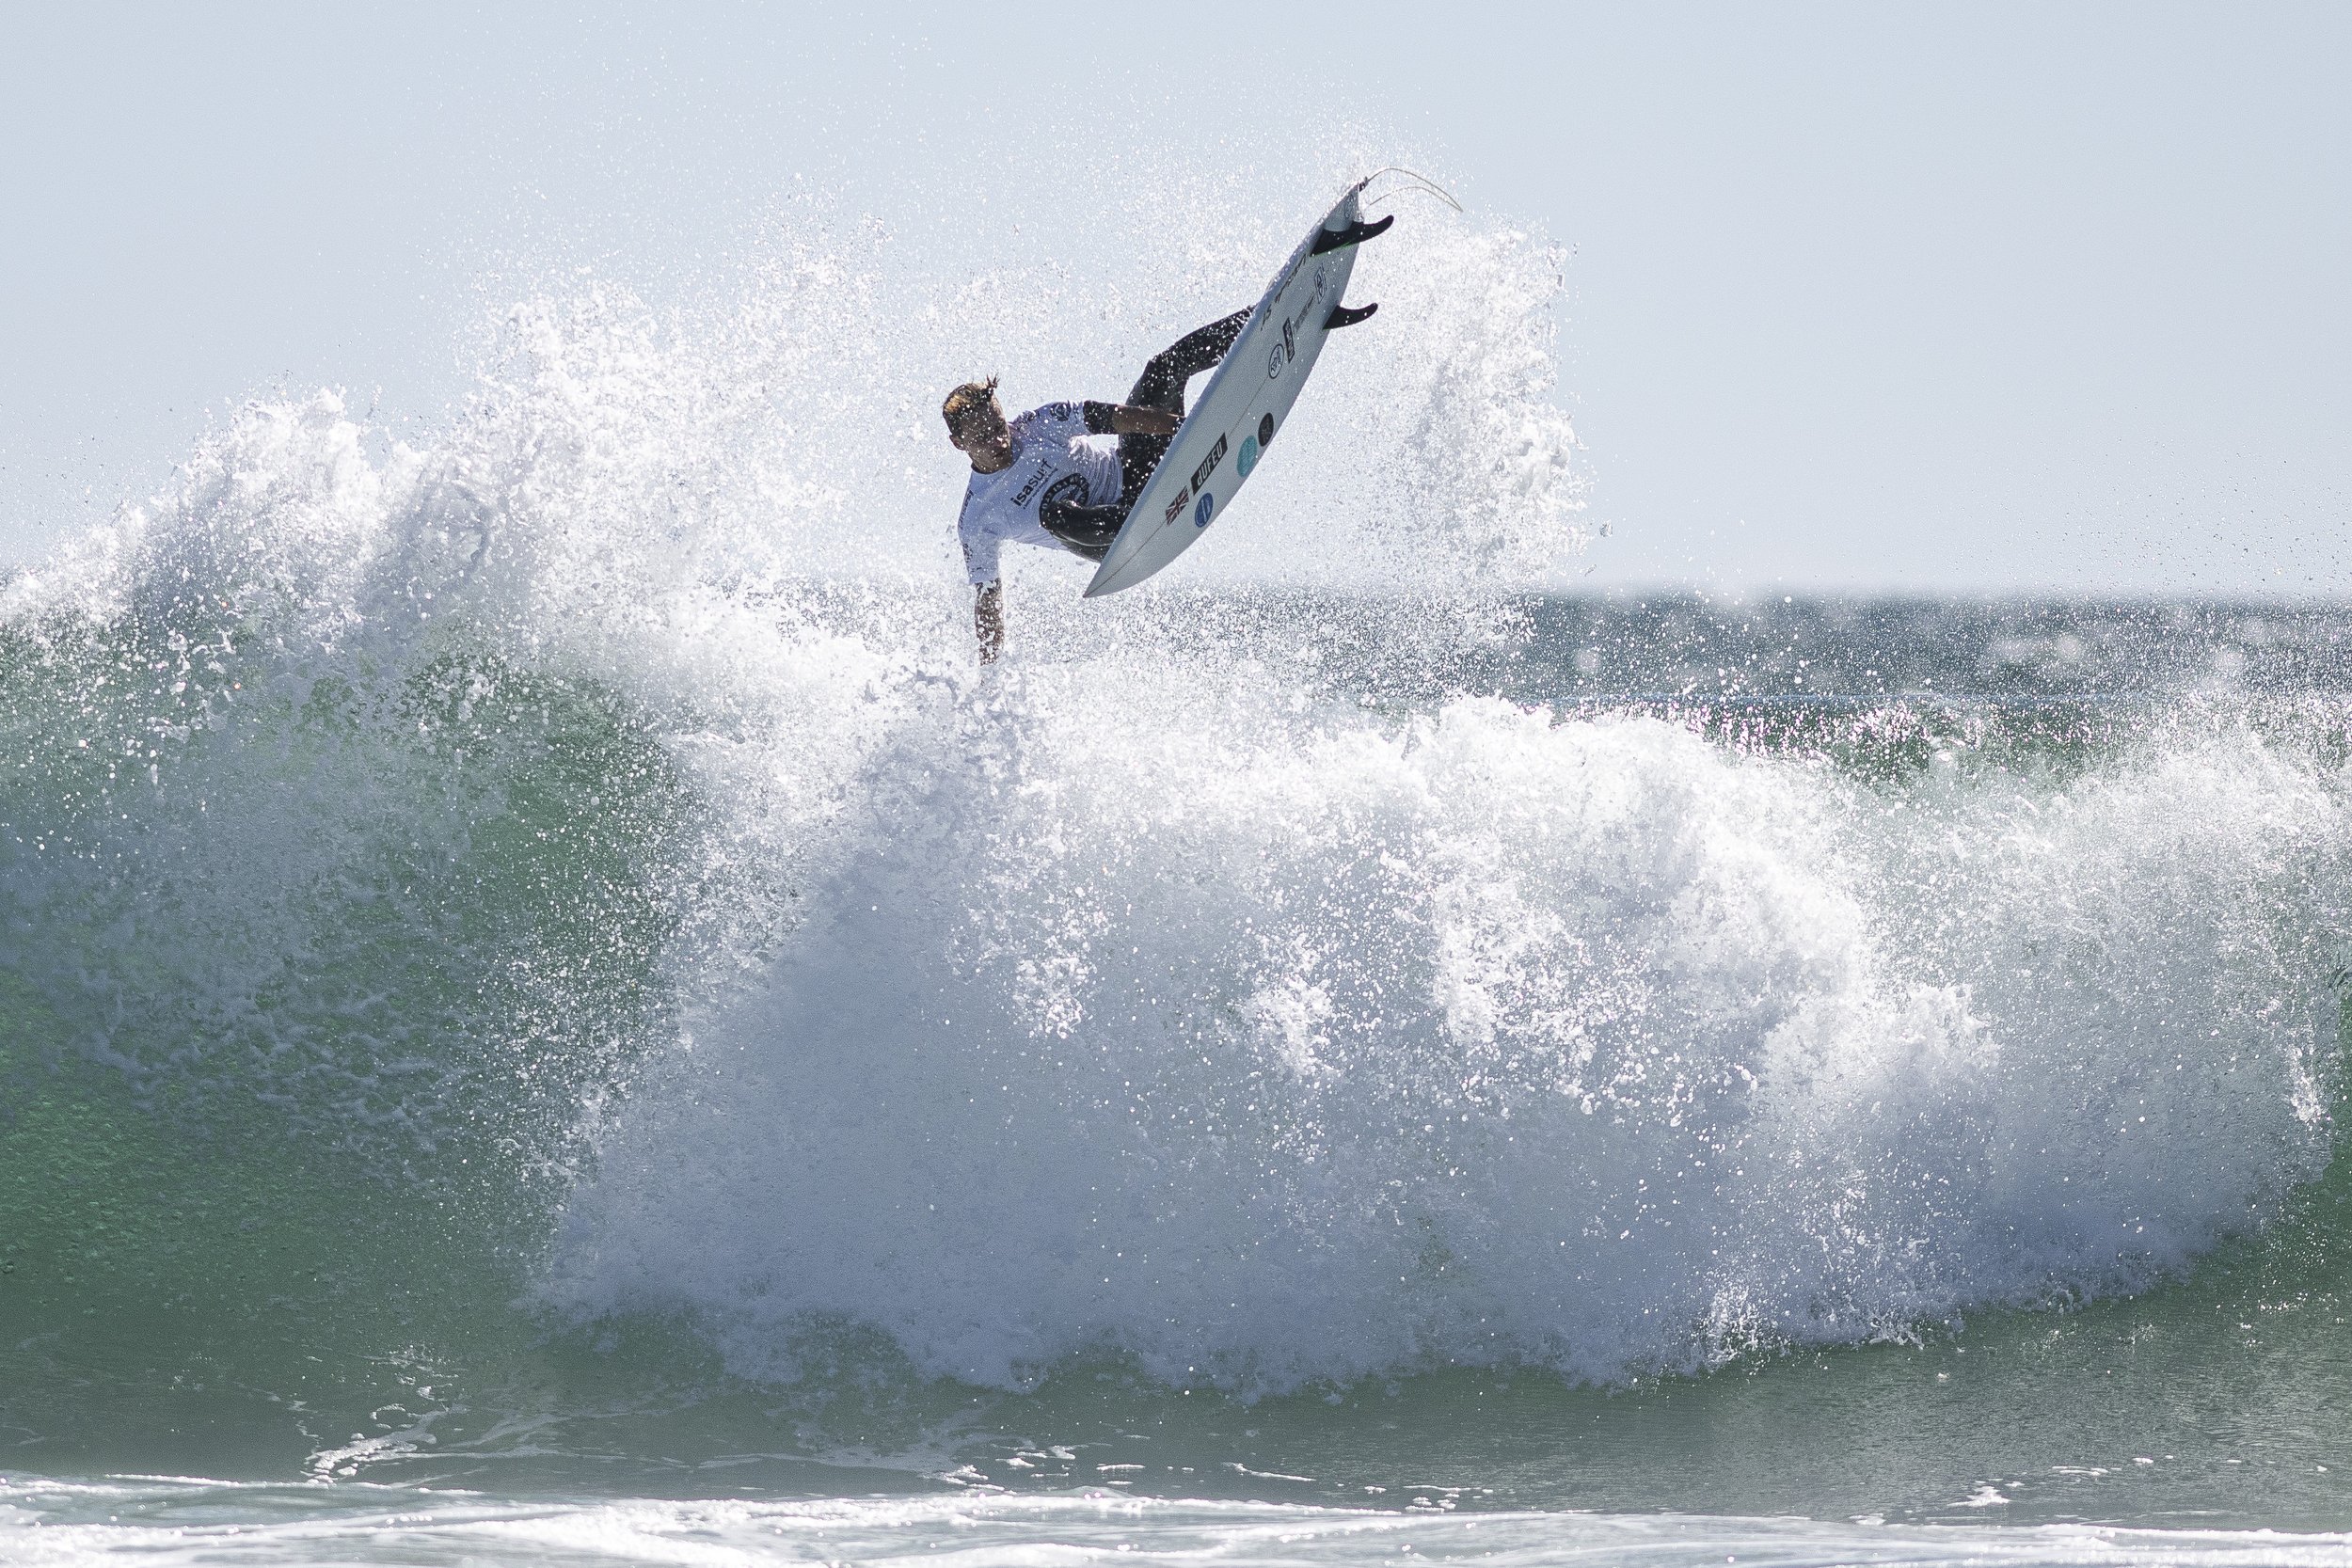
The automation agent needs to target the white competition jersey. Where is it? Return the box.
[956,403,1122,585]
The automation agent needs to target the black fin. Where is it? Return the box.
[1324,301,1378,331]
[1308,214,1395,256]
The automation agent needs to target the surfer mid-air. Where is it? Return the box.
[943,179,1399,661]
[944,309,1247,663]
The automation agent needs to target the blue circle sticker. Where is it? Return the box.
[1194,492,1216,528]
[1237,435,1260,477]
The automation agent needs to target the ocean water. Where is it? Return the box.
[5,177,2352,1565]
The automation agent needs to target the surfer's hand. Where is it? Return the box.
[974,582,1004,665]
[1108,404,1181,436]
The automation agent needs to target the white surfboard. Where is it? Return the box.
[1082,181,1389,597]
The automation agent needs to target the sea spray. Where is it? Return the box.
[0,180,1590,1461]
[2,172,2347,1520]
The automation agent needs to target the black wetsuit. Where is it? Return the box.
[1036,309,1249,561]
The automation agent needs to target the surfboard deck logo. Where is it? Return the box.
[1082,182,1391,597]
[1189,435,1228,493]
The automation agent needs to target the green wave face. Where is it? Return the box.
[0,608,696,1473]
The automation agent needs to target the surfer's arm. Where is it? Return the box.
[1081,401,1180,438]
[1111,405,1180,436]
[974,582,1004,665]
[958,494,1007,663]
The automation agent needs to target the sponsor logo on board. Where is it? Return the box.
[1189,434,1228,494]
[1163,485,1191,524]
[1305,263,1330,316]
[1195,492,1216,528]
[1237,435,1259,478]
[1267,343,1284,379]
[1281,316,1296,363]
[1257,411,1276,448]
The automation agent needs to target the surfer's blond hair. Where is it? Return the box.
[941,377,1000,436]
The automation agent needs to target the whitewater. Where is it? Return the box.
[3,166,2350,1563]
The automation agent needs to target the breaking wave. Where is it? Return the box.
[1,164,2343,1453]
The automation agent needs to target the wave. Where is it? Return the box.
[0,167,2344,1448]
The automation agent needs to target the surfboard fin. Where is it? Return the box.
[1324,301,1378,331]
[1308,214,1394,256]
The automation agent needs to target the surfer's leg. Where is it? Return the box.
[1114,434,1169,509]
[1122,309,1249,414]
[1118,308,1249,499]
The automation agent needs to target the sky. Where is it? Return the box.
[3,1,2346,595]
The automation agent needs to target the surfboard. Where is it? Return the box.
[1082,181,1391,597]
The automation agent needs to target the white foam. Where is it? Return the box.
[548,658,2346,1390]
[21,1483,2352,1568]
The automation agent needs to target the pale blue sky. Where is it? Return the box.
[4,2,2346,594]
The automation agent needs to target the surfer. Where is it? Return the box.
[944,309,1248,662]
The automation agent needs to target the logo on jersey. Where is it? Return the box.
[1189,434,1228,494]
[1010,458,1057,508]
[1237,435,1260,478]
[1040,472,1091,514]
[1195,492,1216,528]
[1163,485,1191,524]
